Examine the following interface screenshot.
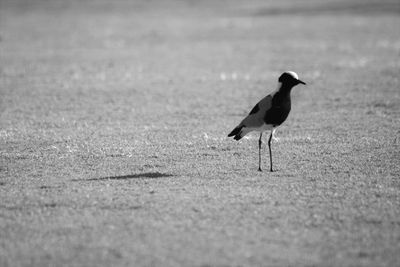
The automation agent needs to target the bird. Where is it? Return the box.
[228,71,306,172]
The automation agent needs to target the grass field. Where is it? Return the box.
[1,0,400,266]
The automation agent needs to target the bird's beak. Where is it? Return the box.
[297,79,306,85]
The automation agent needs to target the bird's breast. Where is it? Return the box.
[263,95,291,126]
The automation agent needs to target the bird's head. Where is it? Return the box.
[278,71,306,88]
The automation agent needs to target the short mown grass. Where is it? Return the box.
[1,0,400,266]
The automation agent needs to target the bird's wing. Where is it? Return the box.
[239,94,273,128]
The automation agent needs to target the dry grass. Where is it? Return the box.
[1,0,400,266]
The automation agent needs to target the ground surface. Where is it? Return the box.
[1,0,400,266]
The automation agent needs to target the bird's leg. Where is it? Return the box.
[258,132,263,172]
[272,129,279,142]
[268,131,273,172]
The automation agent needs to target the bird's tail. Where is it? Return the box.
[228,125,244,141]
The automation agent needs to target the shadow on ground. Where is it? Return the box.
[72,172,174,182]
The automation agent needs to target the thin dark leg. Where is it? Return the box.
[268,131,273,172]
[258,133,263,172]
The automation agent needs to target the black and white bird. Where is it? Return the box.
[228,71,306,172]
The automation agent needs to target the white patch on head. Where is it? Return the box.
[285,71,299,80]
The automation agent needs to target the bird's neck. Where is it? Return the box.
[277,83,293,96]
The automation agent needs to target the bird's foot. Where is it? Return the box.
[258,167,262,172]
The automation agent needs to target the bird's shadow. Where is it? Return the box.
[72,172,174,182]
